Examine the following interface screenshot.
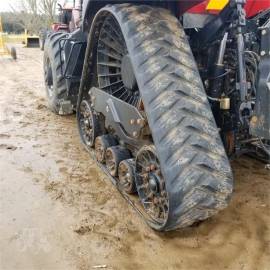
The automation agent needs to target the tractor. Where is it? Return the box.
[43,0,270,231]
[39,0,80,50]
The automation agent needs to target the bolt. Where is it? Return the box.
[132,131,138,137]
[261,51,266,56]
[130,119,135,125]
[143,173,148,180]
[106,106,109,112]
[150,164,156,171]
[262,29,267,35]
[250,116,258,127]
[161,191,166,197]
[137,118,145,126]
[153,197,159,204]
[146,166,151,172]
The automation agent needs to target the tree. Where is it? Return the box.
[8,0,58,34]
[0,12,24,33]
[39,0,57,25]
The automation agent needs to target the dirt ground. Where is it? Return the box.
[0,46,269,270]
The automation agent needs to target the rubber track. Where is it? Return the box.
[89,4,233,230]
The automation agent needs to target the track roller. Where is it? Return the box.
[105,146,131,177]
[95,135,118,163]
[118,159,137,194]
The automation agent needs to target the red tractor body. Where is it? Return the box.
[188,0,270,17]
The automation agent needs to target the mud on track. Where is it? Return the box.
[0,47,269,270]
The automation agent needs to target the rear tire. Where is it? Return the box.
[43,32,73,115]
[39,37,45,51]
[10,47,16,60]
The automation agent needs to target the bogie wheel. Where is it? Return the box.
[105,146,131,177]
[95,135,118,163]
[86,4,233,230]
[118,159,137,194]
[43,32,73,115]
[78,99,100,148]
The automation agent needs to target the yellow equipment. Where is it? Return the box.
[24,30,40,48]
[0,16,17,59]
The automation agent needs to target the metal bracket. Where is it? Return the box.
[89,87,148,147]
[59,37,85,80]
[250,19,270,140]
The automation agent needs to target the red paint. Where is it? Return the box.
[185,0,270,18]
[51,23,69,32]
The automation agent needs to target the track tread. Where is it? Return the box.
[88,4,233,230]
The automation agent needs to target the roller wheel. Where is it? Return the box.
[85,4,233,230]
[118,159,137,194]
[105,146,131,176]
[95,135,118,163]
[78,99,100,148]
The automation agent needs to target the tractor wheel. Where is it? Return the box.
[43,32,73,115]
[82,4,233,230]
[39,29,50,51]
[10,47,17,60]
[39,37,45,51]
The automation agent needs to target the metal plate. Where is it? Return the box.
[89,87,145,138]
[250,20,270,140]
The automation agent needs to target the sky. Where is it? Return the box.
[0,0,19,12]
[0,0,68,12]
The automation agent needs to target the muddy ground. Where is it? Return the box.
[0,46,269,270]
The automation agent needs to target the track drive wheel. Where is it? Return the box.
[136,145,169,226]
[84,4,233,230]
[95,135,118,163]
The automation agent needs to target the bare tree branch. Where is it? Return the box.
[7,0,57,34]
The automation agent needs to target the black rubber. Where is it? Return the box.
[39,29,46,51]
[39,37,45,51]
[10,47,17,60]
[43,32,71,114]
[102,4,232,230]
